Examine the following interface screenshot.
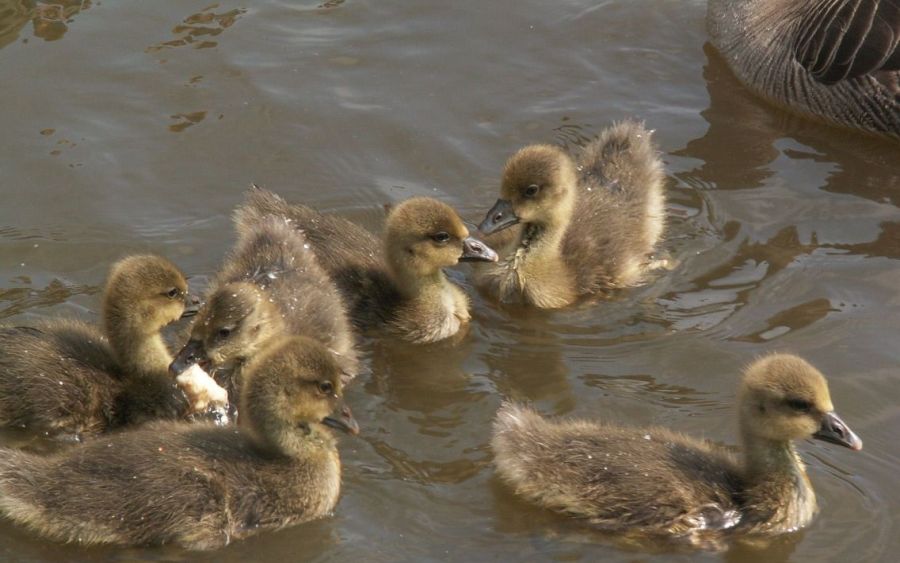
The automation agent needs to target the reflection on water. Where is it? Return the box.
[676,45,900,205]
[361,336,492,485]
[732,298,836,343]
[169,110,208,132]
[368,337,475,414]
[146,5,245,53]
[832,222,900,259]
[0,0,91,47]
[581,372,720,412]
[658,226,818,334]
[483,324,574,411]
[0,277,97,319]
[1,0,898,560]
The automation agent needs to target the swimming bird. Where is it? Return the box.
[233,188,498,344]
[707,0,900,138]
[170,216,358,403]
[0,335,358,550]
[491,354,862,544]
[0,255,194,439]
[475,120,666,308]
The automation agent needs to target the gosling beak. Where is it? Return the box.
[169,339,208,376]
[478,199,519,235]
[459,236,499,263]
[323,404,360,435]
[180,294,203,319]
[813,411,863,451]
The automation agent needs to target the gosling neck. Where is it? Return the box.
[739,424,817,532]
[386,249,450,301]
[104,309,172,377]
[516,196,574,259]
[252,420,336,458]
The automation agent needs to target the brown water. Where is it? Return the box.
[1,0,898,561]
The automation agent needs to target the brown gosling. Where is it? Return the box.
[708,0,900,139]
[233,187,498,344]
[475,120,666,309]
[0,255,194,438]
[491,354,862,545]
[0,335,359,550]
[170,216,358,405]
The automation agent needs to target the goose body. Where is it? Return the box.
[707,0,900,137]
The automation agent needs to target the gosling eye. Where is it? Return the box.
[217,327,233,340]
[786,398,812,413]
[523,184,540,198]
[430,232,451,245]
[317,381,335,395]
[165,287,181,299]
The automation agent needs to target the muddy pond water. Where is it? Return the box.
[0,0,898,561]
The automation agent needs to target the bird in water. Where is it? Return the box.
[707,0,900,138]
[0,255,197,440]
[491,354,862,547]
[475,120,667,308]
[0,335,359,550]
[233,187,498,343]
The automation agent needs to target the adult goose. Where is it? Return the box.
[707,0,900,137]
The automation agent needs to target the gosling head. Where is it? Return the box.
[479,145,578,235]
[240,336,359,450]
[169,282,283,376]
[102,254,192,335]
[738,354,862,451]
[384,197,497,281]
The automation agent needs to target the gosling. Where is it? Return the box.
[0,255,194,438]
[0,335,358,550]
[491,354,862,545]
[476,120,666,308]
[170,217,358,403]
[234,187,498,344]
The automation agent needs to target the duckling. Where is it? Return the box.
[170,217,358,403]
[0,255,193,438]
[0,335,358,550]
[707,0,900,138]
[233,187,498,344]
[475,120,666,309]
[491,354,862,543]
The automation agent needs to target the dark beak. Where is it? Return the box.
[169,339,208,376]
[323,403,360,435]
[478,199,519,235]
[459,236,499,263]
[813,411,862,451]
[180,294,202,319]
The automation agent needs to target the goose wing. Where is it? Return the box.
[794,0,900,84]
